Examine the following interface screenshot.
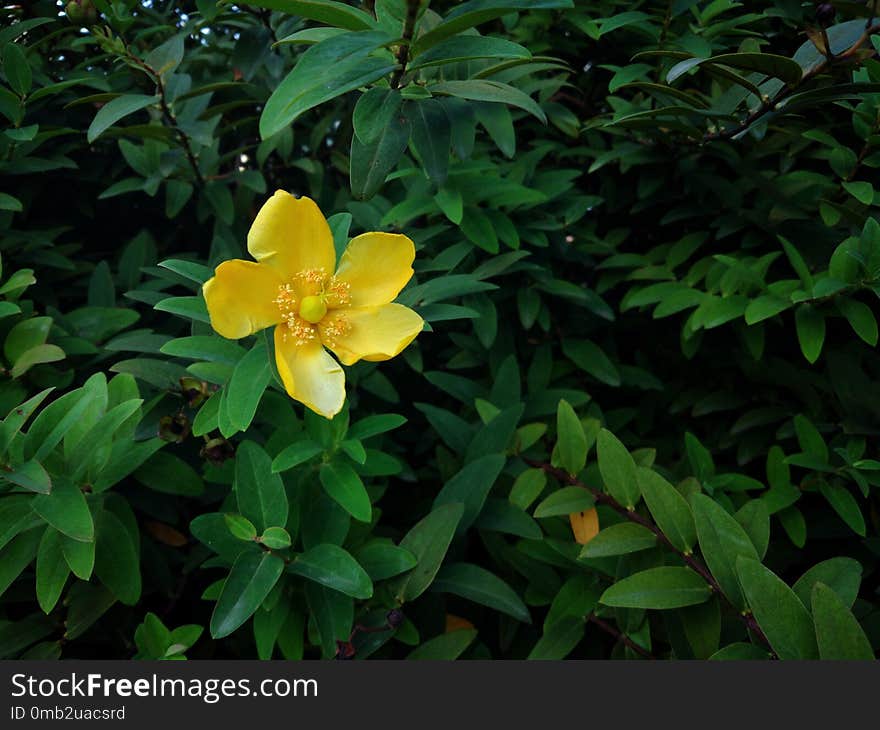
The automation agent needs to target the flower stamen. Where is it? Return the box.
[321,313,351,347]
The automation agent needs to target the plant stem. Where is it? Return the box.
[588,614,655,659]
[390,0,421,89]
[703,23,880,143]
[122,43,205,187]
[525,458,774,654]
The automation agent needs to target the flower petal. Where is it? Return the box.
[322,304,423,366]
[203,260,282,339]
[334,232,415,307]
[247,190,335,278]
[274,327,345,419]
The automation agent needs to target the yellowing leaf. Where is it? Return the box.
[569,508,599,545]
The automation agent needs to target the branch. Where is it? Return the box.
[122,45,205,187]
[588,614,656,659]
[702,22,880,144]
[525,458,774,654]
[390,0,421,89]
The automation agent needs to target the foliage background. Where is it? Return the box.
[1,0,879,660]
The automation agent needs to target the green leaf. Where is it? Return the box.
[87,94,158,143]
[410,35,531,70]
[260,526,292,550]
[353,87,403,144]
[408,629,477,660]
[544,575,600,629]
[842,180,874,206]
[289,543,372,599]
[272,440,324,472]
[709,643,772,660]
[224,343,272,434]
[0,496,40,552]
[36,528,69,614]
[350,110,410,200]
[160,335,245,365]
[0,529,41,600]
[144,34,185,77]
[509,468,547,510]
[819,481,865,536]
[408,98,451,185]
[61,534,94,581]
[3,43,31,96]
[0,192,22,212]
[779,236,814,292]
[260,31,395,138]
[433,562,530,622]
[224,514,257,542]
[348,413,406,441]
[579,522,657,558]
[527,617,584,659]
[4,316,51,364]
[795,304,825,364]
[792,557,861,611]
[599,567,711,609]
[744,295,791,325]
[395,502,464,602]
[94,510,141,605]
[734,500,770,559]
[4,460,51,494]
[235,441,288,531]
[304,582,352,657]
[533,486,594,518]
[793,414,828,462]
[319,461,372,522]
[432,454,506,532]
[668,52,803,85]
[355,541,417,581]
[191,513,257,563]
[33,481,94,542]
[242,0,377,30]
[636,467,696,553]
[475,498,542,539]
[10,344,67,378]
[735,557,817,660]
[690,493,757,609]
[429,80,546,123]
[562,339,621,386]
[414,0,573,53]
[811,582,874,660]
[210,551,285,639]
[154,296,210,323]
[597,428,640,509]
[838,298,878,346]
[554,399,587,475]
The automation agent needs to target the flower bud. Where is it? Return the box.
[180,376,209,408]
[815,2,835,27]
[66,0,97,24]
[201,437,235,465]
[159,413,191,443]
[386,608,404,628]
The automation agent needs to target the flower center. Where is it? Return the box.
[273,269,352,345]
[299,295,327,324]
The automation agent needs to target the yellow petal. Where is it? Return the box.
[247,190,335,278]
[321,304,423,366]
[203,260,282,339]
[570,508,599,545]
[274,327,345,419]
[334,232,415,307]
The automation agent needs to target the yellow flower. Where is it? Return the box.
[203,190,424,419]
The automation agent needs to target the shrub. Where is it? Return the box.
[0,0,878,660]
